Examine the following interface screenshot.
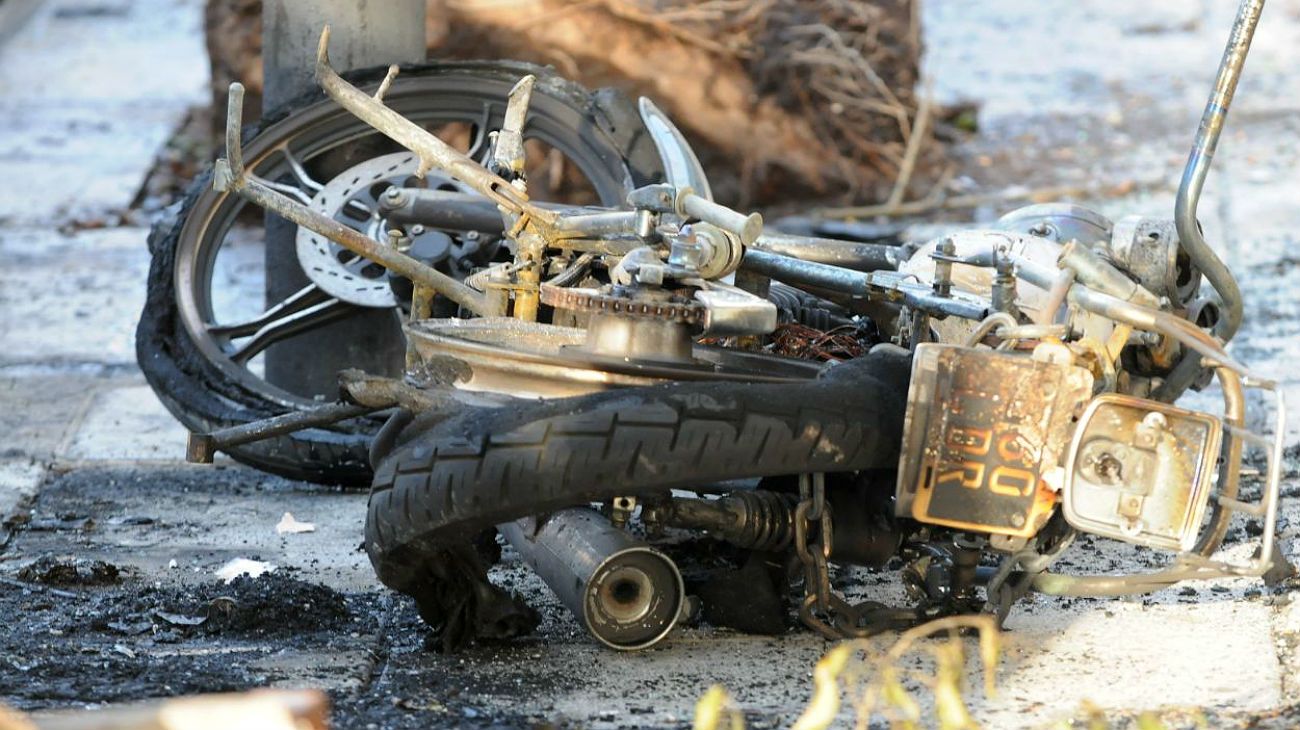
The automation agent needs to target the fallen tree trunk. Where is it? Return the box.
[205,0,933,207]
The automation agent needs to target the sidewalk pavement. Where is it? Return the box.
[2,1,1298,728]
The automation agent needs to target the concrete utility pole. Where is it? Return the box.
[262,0,426,398]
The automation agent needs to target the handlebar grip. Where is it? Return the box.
[677,189,762,245]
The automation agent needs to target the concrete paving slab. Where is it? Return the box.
[923,0,1300,125]
[987,600,1282,723]
[0,372,102,461]
[0,227,150,367]
[251,648,377,692]
[1273,596,1300,701]
[0,0,205,225]
[0,107,181,222]
[63,384,190,462]
[0,0,205,105]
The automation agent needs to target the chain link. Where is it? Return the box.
[794,473,839,634]
[793,472,919,639]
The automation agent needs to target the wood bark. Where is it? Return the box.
[203,0,927,207]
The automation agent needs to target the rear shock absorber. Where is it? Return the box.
[644,490,799,552]
[644,484,901,566]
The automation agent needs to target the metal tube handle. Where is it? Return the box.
[1174,0,1263,344]
[1160,0,1265,400]
[675,187,762,245]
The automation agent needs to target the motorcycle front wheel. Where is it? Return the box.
[137,61,663,485]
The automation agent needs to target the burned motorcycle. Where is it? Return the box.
[163,0,1285,650]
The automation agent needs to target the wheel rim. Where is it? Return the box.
[174,70,638,408]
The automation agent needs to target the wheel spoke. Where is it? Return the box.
[465,101,495,162]
[228,297,355,365]
[345,199,373,218]
[262,178,314,204]
[249,146,325,206]
[293,141,379,223]
[208,283,331,339]
[280,146,324,192]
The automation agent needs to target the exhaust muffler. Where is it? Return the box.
[499,508,685,650]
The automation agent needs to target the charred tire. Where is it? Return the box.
[365,348,912,648]
[137,62,662,486]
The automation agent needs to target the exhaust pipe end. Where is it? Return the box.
[583,544,685,650]
[500,508,686,651]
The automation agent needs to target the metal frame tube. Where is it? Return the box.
[185,402,382,464]
[215,84,500,317]
[750,231,901,272]
[740,249,989,320]
[314,28,549,226]
[1068,286,1248,374]
[676,187,761,245]
[380,189,509,232]
[1175,0,1263,343]
[1160,0,1266,399]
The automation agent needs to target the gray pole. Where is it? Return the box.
[261,0,426,398]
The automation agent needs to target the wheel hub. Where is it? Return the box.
[405,317,822,398]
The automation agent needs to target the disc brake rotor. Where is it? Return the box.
[295,151,478,307]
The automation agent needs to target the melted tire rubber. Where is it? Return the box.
[366,347,913,650]
[136,62,661,487]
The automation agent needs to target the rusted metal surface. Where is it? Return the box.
[897,344,1094,538]
[314,28,549,227]
[404,317,821,397]
[510,232,544,321]
[185,402,384,464]
[540,285,707,325]
[490,74,533,178]
[1105,215,1198,303]
[335,368,494,412]
[750,230,901,272]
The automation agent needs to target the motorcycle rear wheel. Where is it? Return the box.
[364,348,913,648]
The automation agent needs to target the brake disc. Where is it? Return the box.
[295,151,474,307]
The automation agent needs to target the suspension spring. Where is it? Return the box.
[643,489,798,552]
